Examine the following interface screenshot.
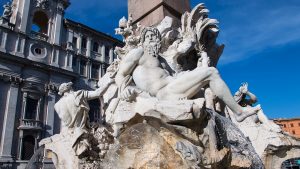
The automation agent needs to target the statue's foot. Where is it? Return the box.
[203,147,229,165]
[235,105,261,122]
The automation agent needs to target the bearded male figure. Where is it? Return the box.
[115,27,260,122]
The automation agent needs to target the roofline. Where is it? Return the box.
[64,19,124,45]
[272,117,300,121]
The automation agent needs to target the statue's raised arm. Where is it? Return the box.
[115,46,143,87]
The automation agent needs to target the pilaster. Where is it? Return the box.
[101,45,105,62]
[45,84,58,137]
[0,30,8,52]
[109,47,114,64]
[19,0,31,33]
[87,37,92,57]
[51,49,60,67]
[0,77,21,161]
[53,4,65,45]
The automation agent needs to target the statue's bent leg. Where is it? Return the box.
[157,67,216,100]
[203,68,261,122]
[157,67,260,122]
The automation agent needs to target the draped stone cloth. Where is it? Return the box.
[55,90,90,131]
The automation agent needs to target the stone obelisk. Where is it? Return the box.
[128,0,190,26]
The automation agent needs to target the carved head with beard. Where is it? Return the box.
[140,27,161,56]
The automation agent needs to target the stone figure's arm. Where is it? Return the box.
[87,78,115,100]
[245,91,257,105]
[115,47,143,87]
[234,83,249,103]
[233,90,243,103]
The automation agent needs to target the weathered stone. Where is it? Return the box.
[103,123,189,169]
[128,0,190,26]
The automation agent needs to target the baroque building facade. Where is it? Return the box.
[273,118,300,138]
[0,0,122,168]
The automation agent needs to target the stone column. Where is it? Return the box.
[99,64,103,78]
[0,31,8,52]
[78,35,82,54]
[15,36,26,57]
[109,47,114,63]
[21,92,28,119]
[53,8,64,45]
[101,45,105,62]
[0,79,20,161]
[17,130,24,160]
[87,60,91,78]
[66,29,74,50]
[14,35,20,53]
[19,0,31,33]
[68,54,73,70]
[64,52,69,68]
[51,49,59,67]
[87,37,92,57]
[36,98,42,121]
[45,88,56,137]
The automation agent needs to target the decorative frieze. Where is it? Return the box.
[0,73,22,85]
[45,83,59,94]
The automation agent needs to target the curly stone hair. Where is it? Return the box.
[140,27,161,44]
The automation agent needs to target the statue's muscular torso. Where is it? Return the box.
[133,52,171,96]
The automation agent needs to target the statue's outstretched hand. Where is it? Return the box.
[120,86,141,101]
[239,82,248,94]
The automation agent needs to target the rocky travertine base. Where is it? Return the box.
[101,111,264,169]
[213,112,264,169]
[103,122,189,169]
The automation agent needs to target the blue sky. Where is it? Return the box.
[1,0,299,119]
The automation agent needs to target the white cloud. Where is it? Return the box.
[213,2,300,65]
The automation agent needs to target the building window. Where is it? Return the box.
[25,98,38,120]
[34,48,42,55]
[102,64,107,74]
[91,64,100,79]
[31,11,49,34]
[283,124,286,128]
[72,56,77,67]
[93,42,99,52]
[21,135,35,160]
[291,123,294,127]
[292,130,296,134]
[73,37,78,49]
[105,46,109,57]
[82,37,87,49]
[79,60,87,76]
[298,123,300,127]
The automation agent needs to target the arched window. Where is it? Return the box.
[31,11,49,34]
[21,135,35,160]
